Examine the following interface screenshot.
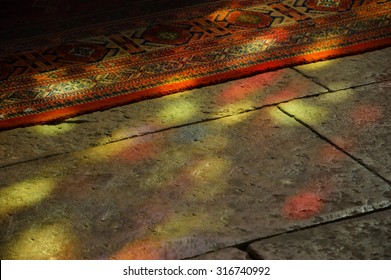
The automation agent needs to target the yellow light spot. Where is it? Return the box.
[106,124,159,145]
[218,110,250,125]
[305,59,336,69]
[268,107,301,127]
[158,99,197,124]
[295,51,338,71]
[0,178,56,214]
[97,135,112,146]
[31,123,75,136]
[112,238,163,260]
[191,157,230,182]
[81,136,150,162]
[80,146,110,161]
[5,220,76,259]
[217,100,255,116]
[152,210,228,239]
[280,101,329,126]
[201,135,229,150]
[323,90,352,104]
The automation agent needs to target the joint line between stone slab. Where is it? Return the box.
[291,67,331,92]
[186,204,391,259]
[327,80,391,92]
[276,106,391,185]
[1,84,386,169]
[101,105,286,145]
[0,102,310,169]
[235,204,391,257]
[102,116,241,145]
[0,152,69,169]
[103,96,327,146]
[292,67,391,92]
[347,79,391,91]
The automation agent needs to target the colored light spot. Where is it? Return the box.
[109,124,161,143]
[268,108,301,127]
[217,87,253,104]
[329,136,355,152]
[318,144,346,162]
[323,90,352,104]
[191,157,230,181]
[281,100,328,126]
[155,212,210,237]
[0,178,56,214]
[283,192,323,219]
[296,56,337,71]
[216,74,271,105]
[263,88,300,104]
[218,112,250,125]
[112,239,163,260]
[31,123,75,136]
[116,138,157,162]
[201,135,229,150]
[5,220,76,259]
[217,100,255,116]
[159,99,197,124]
[82,135,159,163]
[350,104,383,126]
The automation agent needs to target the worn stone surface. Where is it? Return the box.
[1,106,389,260]
[294,47,391,91]
[280,81,391,181]
[247,209,391,259]
[190,248,250,260]
[0,68,326,167]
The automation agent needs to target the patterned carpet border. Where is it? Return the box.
[0,0,390,130]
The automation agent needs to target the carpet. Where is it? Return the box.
[1,0,390,130]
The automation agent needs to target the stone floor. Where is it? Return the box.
[0,47,390,260]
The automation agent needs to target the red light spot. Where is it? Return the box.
[116,140,157,162]
[327,136,356,154]
[112,239,163,260]
[216,75,268,104]
[350,104,383,126]
[318,144,344,162]
[217,84,254,104]
[263,89,299,104]
[317,138,355,162]
[283,192,323,219]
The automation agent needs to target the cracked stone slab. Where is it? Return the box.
[294,47,391,91]
[0,68,327,167]
[0,107,389,260]
[247,209,391,259]
[190,248,250,260]
[279,81,391,182]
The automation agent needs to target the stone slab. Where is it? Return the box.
[0,68,326,167]
[294,47,391,91]
[1,106,389,259]
[190,248,250,260]
[279,81,391,182]
[247,209,391,259]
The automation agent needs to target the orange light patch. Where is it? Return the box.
[263,88,300,104]
[317,143,350,163]
[329,136,356,153]
[112,239,163,260]
[116,138,158,163]
[216,83,257,104]
[216,75,268,104]
[283,191,323,219]
[350,104,383,126]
